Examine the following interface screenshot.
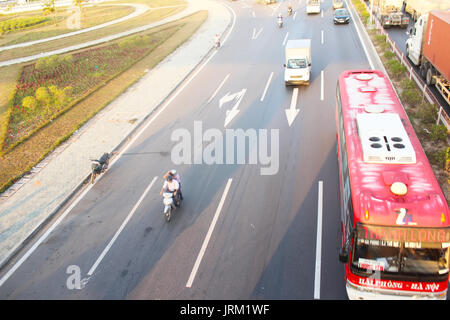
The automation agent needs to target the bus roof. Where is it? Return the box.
[338,70,449,228]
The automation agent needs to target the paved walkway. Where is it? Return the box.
[0,0,232,269]
[0,3,152,53]
[0,1,208,67]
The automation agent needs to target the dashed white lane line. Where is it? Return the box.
[208,74,230,103]
[321,70,324,101]
[314,180,324,300]
[282,32,289,46]
[186,178,233,288]
[87,176,158,276]
[261,71,274,102]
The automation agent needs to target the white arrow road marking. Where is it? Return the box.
[220,89,247,127]
[285,87,300,127]
[251,27,263,40]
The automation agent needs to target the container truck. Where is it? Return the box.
[404,0,450,21]
[406,10,450,105]
[372,0,409,28]
[284,39,311,86]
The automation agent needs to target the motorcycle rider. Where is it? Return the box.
[163,169,183,200]
[288,3,293,15]
[160,175,180,206]
[277,13,283,26]
[214,33,220,47]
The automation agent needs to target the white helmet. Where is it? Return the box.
[170,169,177,175]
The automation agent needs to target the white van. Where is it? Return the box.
[284,39,311,86]
[306,0,321,13]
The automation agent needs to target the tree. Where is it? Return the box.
[43,0,58,26]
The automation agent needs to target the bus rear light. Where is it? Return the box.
[442,213,446,224]
[365,210,369,220]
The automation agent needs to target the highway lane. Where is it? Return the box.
[0,0,372,300]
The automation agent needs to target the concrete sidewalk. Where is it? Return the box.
[0,0,232,269]
[0,0,214,67]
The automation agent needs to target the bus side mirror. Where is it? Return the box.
[283,64,286,67]
[339,247,348,263]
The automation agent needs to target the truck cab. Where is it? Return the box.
[405,14,427,66]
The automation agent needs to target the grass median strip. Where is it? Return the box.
[0,10,208,194]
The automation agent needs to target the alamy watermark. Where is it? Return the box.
[171,121,279,175]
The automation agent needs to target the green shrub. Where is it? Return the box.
[400,88,421,105]
[384,51,395,59]
[400,79,416,90]
[386,59,406,79]
[35,55,61,71]
[22,96,38,112]
[374,34,386,44]
[429,124,448,142]
[428,148,447,169]
[35,86,52,105]
[416,103,437,124]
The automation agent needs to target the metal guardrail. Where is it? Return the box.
[362,2,450,131]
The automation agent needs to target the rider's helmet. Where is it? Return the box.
[170,169,177,175]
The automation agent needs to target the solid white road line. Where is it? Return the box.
[343,0,375,69]
[320,70,324,101]
[0,3,238,287]
[282,32,289,46]
[87,176,158,276]
[186,178,233,288]
[261,72,274,102]
[208,74,230,103]
[314,180,324,300]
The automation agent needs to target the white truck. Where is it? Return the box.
[406,11,450,105]
[306,0,320,14]
[371,0,410,28]
[404,0,450,21]
[284,39,311,86]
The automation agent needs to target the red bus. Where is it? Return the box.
[336,70,450,299]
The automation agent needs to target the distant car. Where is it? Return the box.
[332,0,344,9]
[333,8,350,24]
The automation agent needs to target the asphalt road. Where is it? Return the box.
[0,0,371,300]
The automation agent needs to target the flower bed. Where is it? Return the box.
[1,34,158,153]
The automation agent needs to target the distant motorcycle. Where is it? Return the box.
[163,191,181,222]
[288,7,293,15]
[214,35,220,48]
[90,152,111,184]
[277,18,283,28]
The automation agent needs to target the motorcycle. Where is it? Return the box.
[277,18,283,28]
[214,38,220,48]
[163,191,181,222]
[288,7,293,16]
[90,152,111,184]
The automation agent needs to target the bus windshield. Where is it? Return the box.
[351,224,450,280]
